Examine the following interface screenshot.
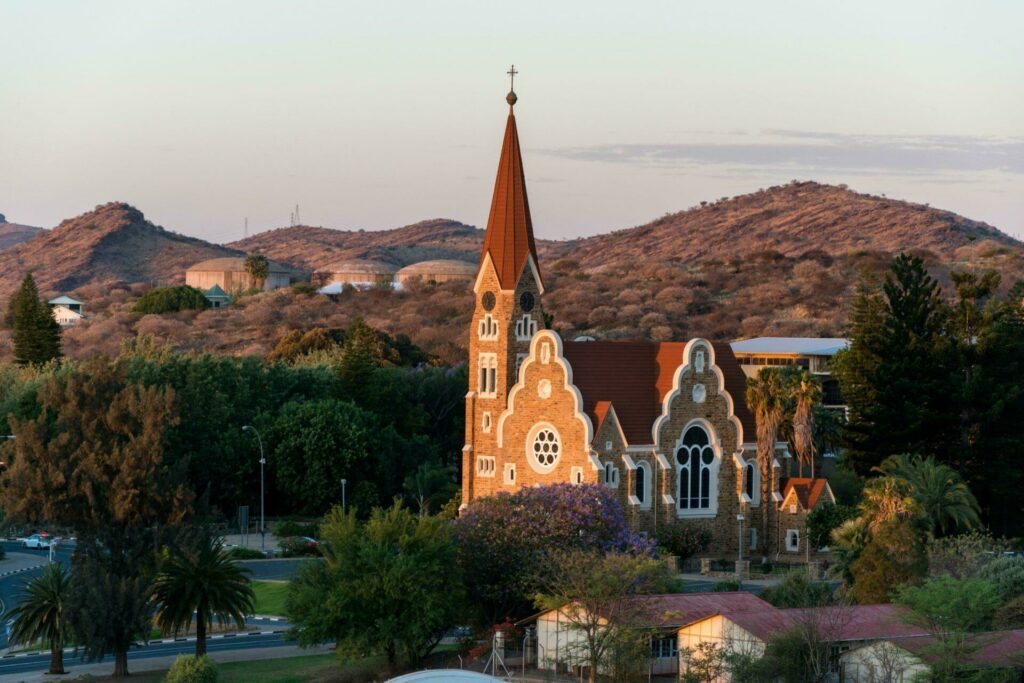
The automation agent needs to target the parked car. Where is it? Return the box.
[279,536,319,557]
[23,533,53,549]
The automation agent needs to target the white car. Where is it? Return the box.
[22,533,54,549]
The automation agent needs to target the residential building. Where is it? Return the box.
[47,295,84,327]
[730,337,849,413]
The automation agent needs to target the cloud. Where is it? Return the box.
[542,131,1024,177]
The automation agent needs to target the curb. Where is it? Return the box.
[0,564,44,580]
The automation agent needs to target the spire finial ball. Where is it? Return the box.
[506,90,518,106]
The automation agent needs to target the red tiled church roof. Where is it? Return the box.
[480,109,541,290]
[562,341,755,445]
[781,477,831,510]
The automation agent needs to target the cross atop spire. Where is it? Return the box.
[506,64,518,108]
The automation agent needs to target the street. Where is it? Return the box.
[0,541,315,677]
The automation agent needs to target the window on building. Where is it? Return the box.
[514,353,527,381]
[478,314,499,340]
[503,463,516,485]
[650,637,678,659]
[744,462,755,501]
[515,315,538,341]
[527,424,561,472]
[676,425,714,510]
[786,529,800,552]
[477,353,498,397]
[634,462,648,507]
[482,412,492,433]
[571,466,584,484]
[476,456,496,477]
[749,528,758,550]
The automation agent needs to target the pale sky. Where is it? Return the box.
[2,0,1022,242]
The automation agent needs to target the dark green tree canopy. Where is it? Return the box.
[7,273,61,366]
[132,286,210,314]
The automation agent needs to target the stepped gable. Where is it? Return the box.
[479,97,541,290]
[562,340,755,445]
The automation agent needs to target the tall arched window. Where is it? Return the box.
[634,463,647,506]
[676,425,714,510]
[744,463,755,501]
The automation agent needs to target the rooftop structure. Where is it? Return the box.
[396,259,476,285]
[185,256,298,293]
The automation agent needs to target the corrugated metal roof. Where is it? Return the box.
[731,337,850,356]
[562,341,755,446]
[47,295,82,305]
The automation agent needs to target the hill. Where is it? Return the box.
[0,214,43,252]
[3,182,1022,364]
[565,181,1018,265]
[229,182,1019,271]
[0,202,240,296]
[228,218,485,271]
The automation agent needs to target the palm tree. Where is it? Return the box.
[151,529,255,656]
[6,562,71,674]
[875,454,981,536]
[746,368,787,557]
[789,373,821,478]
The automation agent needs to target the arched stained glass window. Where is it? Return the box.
[675,425,715,510]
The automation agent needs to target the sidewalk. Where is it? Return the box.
[0,553,47,576]
[222,533,281,552]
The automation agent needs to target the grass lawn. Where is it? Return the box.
[252,580,289,616]
[218,654,340,682]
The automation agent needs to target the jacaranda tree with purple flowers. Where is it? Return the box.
[453,483,654,626]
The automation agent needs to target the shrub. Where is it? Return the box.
[975,556,1024,601]
[713,580,740,592]
[227,547,267,560]
[133,286,210,314]
[993,594,1024,629]
[761,571,833,608]
[655,524,711,560]
[165,655,219,683]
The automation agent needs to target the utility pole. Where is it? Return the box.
[242,426,266,550]
[341,478,347,512]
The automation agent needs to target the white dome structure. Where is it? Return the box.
[395,259,476,285]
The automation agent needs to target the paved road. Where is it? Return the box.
[238,557,318,581]
[0,629,292,677]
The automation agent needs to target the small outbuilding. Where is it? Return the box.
[395,259,476,286]
[185,257,296,293]
[315,259,398,289]
[203,284,233,308]
[48,295,84,327]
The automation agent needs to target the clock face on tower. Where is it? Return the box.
[519,291,535,313]
[482,291,496,311]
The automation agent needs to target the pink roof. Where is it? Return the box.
[629,592,772,628]
[895,629,1024,667]
[782,604,927,642]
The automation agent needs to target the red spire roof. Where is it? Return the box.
[480,109,542,290]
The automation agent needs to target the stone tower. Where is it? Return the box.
[462,79,545,505]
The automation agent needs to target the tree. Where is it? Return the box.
[151,528,255,656]
[403,461,457,516]
[806,502,857,550]
[1,360,192,677]
[849,519,926,604]
[833,256,958,474]
[789,372,820,478]
[453,484,653,627]
[7,273,61,365]
[533,550,669,683]
[875,454,980,536]
[6,563,72,674]
[896,576,1001,679]
[746,368,787,556]
[287,504,464,670]
[244,254,270,290]
[132,285,210,314]
[265,398,376,514]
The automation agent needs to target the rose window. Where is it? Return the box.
[528,426,561,471]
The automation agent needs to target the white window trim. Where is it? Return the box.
[482,411,492,433]
[503,463,516,486]
[629,460,652,509]
[786,529,800,553]
[674,421,721,519]
[515,314,538,341]
[478,314,499,341]
[476,455,496,477]
[526,422,562,474]
[477,353,498,398]
[570,466,584,484]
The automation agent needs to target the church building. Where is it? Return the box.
[461,81,832,560]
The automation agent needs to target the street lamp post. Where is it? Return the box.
[341,479,347,512]
[737,506,745,591]
[242,426,266,551]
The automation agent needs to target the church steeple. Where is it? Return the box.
[479,66,542,292]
